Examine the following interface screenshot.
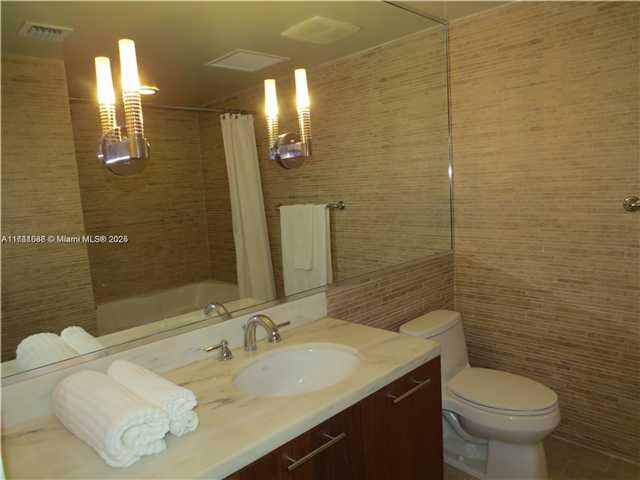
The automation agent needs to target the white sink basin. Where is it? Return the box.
[233,343,361,397]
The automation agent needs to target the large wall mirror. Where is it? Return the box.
[1,1,450,377]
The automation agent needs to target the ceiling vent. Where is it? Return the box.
[18,21,73,42]
[204,49,289,72]
[282,16,360,45]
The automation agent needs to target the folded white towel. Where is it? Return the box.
[108,360,199,437]
[53,370,170,468]
[16,333,78,371]
[61,326,104,354]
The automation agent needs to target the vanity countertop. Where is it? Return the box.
[2,317,440,479]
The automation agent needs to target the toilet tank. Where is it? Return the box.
[400,310,469,383]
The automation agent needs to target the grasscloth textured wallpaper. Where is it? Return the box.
[327,253,454,332]
[1,56,97,360]
[70,104,214,304]
[212,27,452,297]
[450,2,639,461]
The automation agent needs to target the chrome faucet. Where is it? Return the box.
[204,302,231,320]
[243,314,290,351]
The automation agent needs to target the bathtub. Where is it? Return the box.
[97,280,245,335]
[97,281,263,348]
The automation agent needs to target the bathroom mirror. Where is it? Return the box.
[1,1,450,377]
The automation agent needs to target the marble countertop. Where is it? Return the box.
[2,317,440,479]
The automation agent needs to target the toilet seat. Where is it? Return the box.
[447,367,558,416]
[448,391,558,417]
[443,389,561,444]
[442,367,561,444]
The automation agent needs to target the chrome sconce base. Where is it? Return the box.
[97,129,150,176]
[623,196,640,212]
[269,132,311,169]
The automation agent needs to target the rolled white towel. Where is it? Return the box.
[108,360,199,437]
[53,370,170,468]
[16,333,78,371]
[61,326,104,354]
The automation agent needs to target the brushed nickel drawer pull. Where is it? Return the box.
[285,432,347,471]
[387,378,431,404]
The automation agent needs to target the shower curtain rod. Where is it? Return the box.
[68,97,255,115]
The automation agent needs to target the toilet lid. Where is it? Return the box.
[400,310,461,338]
[448,368,558,413]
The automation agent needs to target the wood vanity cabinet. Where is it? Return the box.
[357,356,443,480]
[226,357,442,480]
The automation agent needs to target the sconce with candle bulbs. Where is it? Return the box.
[263,68,312,169]
[95,39,154,176]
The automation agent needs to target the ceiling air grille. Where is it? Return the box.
[204,49,289,72]
[18,21,73,42]
[281,16,360,45]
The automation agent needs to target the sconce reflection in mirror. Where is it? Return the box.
[264,69,312,169]
[94,39,155,176]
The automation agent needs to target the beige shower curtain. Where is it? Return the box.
[220,114,276,301]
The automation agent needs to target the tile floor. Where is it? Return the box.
[444,437,639,480]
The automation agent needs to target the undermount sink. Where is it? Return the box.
[233,343,361,397]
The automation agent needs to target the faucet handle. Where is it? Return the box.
[204,339,233,361]
[268,321,291,344]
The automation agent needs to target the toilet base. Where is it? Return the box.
[443,418,488,478]
[487,440,548,480]
[443,419,550,480]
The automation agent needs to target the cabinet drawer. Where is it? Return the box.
[357,357,443,480]
[385,357,441,404]
[227,409,363,480]
[282,409,363,479]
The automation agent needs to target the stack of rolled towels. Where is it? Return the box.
[16,326,104,370]
[53,360,198,467]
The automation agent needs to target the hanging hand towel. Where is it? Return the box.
[61,326,104,354]
[53,370,170,468]
[108,360,199,437]
[281,204,333,296]
[280,205,314,270]
[16,333,78,371]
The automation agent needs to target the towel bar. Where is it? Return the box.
[275,200,345,211]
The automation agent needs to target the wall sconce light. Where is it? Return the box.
[139,85,159,95]
[264,68,312,169]
[95,39,152,176]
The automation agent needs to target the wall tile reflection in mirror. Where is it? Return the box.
[1,1,451,377]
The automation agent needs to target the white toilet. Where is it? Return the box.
[400,310,560,480]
